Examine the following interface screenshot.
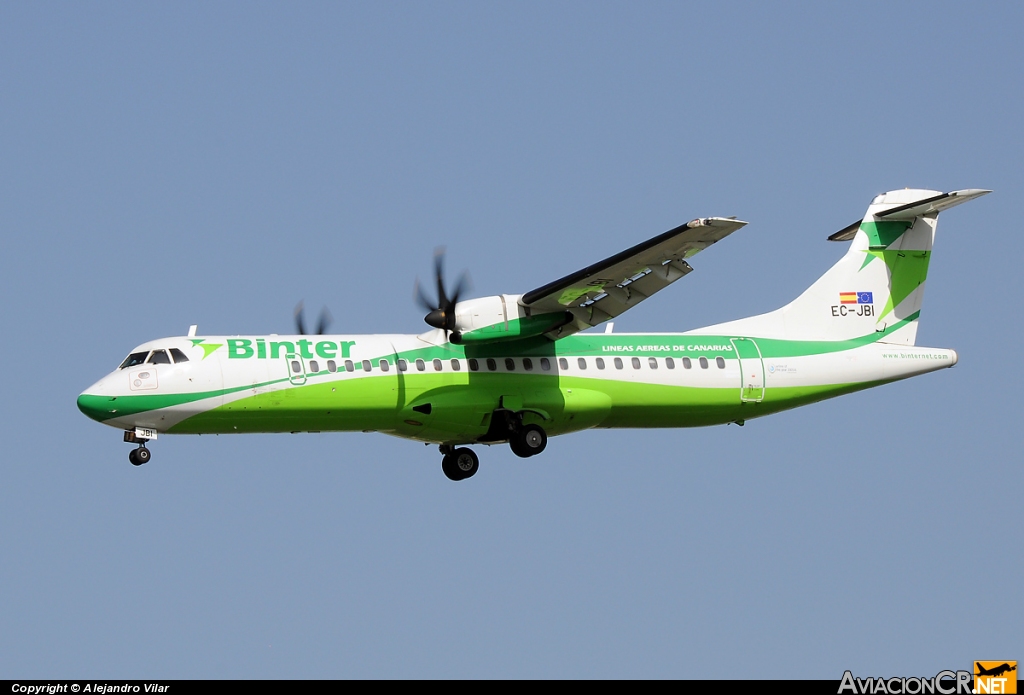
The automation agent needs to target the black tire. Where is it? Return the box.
[441,454,462,481]
[451,447,479,479]
[129,449,142,466]
[509,436,531,458]
[135,447,151,465]
[518,424,547,457]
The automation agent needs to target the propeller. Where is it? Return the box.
[415,248,469,337]
[294,301,333,335]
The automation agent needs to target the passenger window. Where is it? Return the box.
[682,357,692,369]
[505,358,515,371]
[345,360,354,372]
[310,360,320,373]
[148,350,172,364]
[468,358,479,371]
[397,359,408,372]
[380,359,390,372]
[169,348,190,363]
[648,357,658,369]
[614,357,623,370]
[416,359,425,371]
[291,360,301,373]
[540,358,551,371]
[120,351,150,369]
[716,356,726,369]
[433,359,443,371]
[596,357,605,370]
[362,360,372,372]
[577,357,587,370]
[486,358,497,371]
[523,358,533,371]
[699,357,709,369]
[328,360,337,372]
[666,357,675,369]
[632,357,641,369]
[451,359,461,371]
[558,358,568,370]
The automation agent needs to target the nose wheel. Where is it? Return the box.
[128,446,151,466]
[440,446,479,481]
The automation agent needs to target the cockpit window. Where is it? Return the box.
[169,348,190,363]
[119,351,149,369]
[147,350,172,364]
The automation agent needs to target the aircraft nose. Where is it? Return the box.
[950,349,958,367]
[77,376,120,422]
[77,391,113,422]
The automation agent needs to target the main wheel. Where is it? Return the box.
[135,447,151,465]
[509,436,530,458]
[451,447,479,479]
[441,454,462,481]
[516,424,547,457]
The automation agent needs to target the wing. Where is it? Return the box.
[521,216,747,338]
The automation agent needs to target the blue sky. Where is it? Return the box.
[1,1,1020,678]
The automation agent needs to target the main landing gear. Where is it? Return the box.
[509,423,547,458]
[440,445,479,481]
[438,422,549,481]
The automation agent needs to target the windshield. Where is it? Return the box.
[119,351,149,369]
[147,349,172,364]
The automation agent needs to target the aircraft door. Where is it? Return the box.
[286,351,307,386]
[730,338,765,402]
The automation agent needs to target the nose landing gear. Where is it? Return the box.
[124,429,155,466]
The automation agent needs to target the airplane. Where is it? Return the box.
[77,188,989,481]
[976,663,1016,678]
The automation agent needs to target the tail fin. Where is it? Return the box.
[692,189,989,345]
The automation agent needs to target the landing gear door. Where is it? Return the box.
[730,338,765,403]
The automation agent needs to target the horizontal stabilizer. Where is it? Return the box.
[827,220,861,242]
[829,189,990,241]
[876,188,991,220]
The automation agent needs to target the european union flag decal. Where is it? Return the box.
[857,291,873,304]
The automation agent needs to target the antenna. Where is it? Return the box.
[188,325,198,337]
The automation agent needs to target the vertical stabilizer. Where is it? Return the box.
[690,189,989,344]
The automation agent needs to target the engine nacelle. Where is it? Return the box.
[450,295,572,344]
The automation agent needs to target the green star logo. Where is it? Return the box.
[190,339,223,359]
[856,220,930,321]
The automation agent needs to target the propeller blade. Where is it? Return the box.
[414,279,436,313]
[449,271,470,307]
[434,248,448,308]
[294,301,307,335]
[316,307,332,335]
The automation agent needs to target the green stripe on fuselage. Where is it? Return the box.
[166,371,892,442]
